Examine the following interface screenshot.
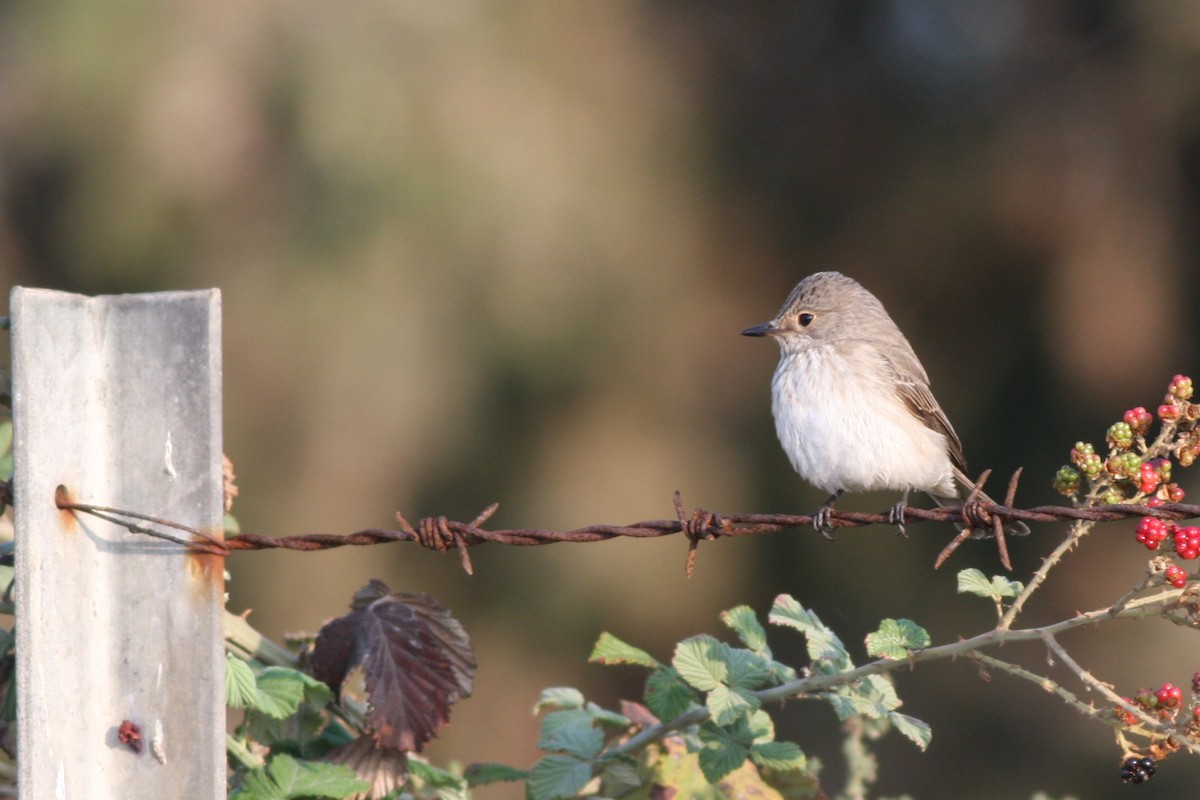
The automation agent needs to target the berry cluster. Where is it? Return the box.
[1117,681,1189,725]
[1132,518,1200,565]
[1054,374,1198,504]
[1175,527,1200,560]
[1120,755,1156,784]
[1165,564,1187,589]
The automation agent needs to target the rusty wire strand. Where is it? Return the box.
[50,469,1200,574]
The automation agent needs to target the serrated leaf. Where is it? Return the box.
[244,703,328,755]
[721,605,767,652]
[724,647,772,690]
[236,753,367,800]
[535,687,585,713]
[737,708,776,745]
[697,737,748,784]
[707,684,760,726]
[768,595,851,670]
[599,760,642,795]
[226,655,258,709]
[749,740,806,771]
[645,667,696,722]
[829,674,900,720]
[890,712,932,751]
[673,635,727,691]
[309,586,475,753]
[527,754,593,800]
[253,668,308,719]
[957,568,1024,600]
[584,702,630,729]
[463,762,528,786]
[538,709,604,760]
[589,632,658,668]
[865,619,931,660]
[317,736,409,798]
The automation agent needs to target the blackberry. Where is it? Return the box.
[1119,755,1156,784]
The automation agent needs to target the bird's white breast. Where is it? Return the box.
[770,344,957,496]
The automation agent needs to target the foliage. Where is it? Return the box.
[226,581,476,800]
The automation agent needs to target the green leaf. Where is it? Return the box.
[234,753,367,800]
[721,605,767,652]
[645,667,696,722]
[253,668,308,719]
[408,758,468,800]
[527,754,593,800]
[724,648,772,690]
[696,734,748,784]
[865,619,931,660]
[737,708,776,744]
[749,740,806,771]
[890,712,932,751]
[828,674,901,721]
[707,684,760,726]
[538,709,604,760]
[226,655,258,709]
[957,568,1024,600]
[534,687,586,713]
[464,762,528,787]
[599,760,642,796]
[589,632,658,668]
[584,702,630,729]
[673,635,727,691]
[768,595,851,670]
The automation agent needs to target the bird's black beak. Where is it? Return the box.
[741,322,774,337]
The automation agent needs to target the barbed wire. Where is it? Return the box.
[50,470,1200,575]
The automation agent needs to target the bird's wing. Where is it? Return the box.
[875,343,970,477]
[895,379,968,476]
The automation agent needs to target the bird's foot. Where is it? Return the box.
[814,491,843,540]
[888,490,910,537]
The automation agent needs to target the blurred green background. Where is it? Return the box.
[3,1,1200,796]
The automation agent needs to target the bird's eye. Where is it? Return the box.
[798,313,814,327]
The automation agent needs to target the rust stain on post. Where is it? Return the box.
[54,484,78,532]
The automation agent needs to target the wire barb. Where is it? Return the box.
[51,469,1200,575]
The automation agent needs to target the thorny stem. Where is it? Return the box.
[606,588,1188,764]
[999,517,1091,631]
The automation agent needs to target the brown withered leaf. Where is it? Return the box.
[310,581,475,753]
[323,735,407,800]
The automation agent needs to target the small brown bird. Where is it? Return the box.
[742,271,1028,538]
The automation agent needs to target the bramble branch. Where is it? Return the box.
[602,586,1200,772]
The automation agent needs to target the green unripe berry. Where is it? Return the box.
[1106,421,1134,450]
[1052,466,1081,496]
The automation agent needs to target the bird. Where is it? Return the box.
[741,271,1028,539]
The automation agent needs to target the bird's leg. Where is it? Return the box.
[888,489,910,537]
[814,490,843,540]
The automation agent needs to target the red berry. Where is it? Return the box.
[1159,403,1180,422]
[1147,497,1165,508]
[1139,463,1160,494]
[1165,565,1187,588]
[1136,517,1171,550]
[1156,683,1182,708]
[1176,526,1200,559]
[1124,406,1154,434]
[1170,374,1194,400]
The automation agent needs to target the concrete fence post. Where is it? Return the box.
[11,288,225,798]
